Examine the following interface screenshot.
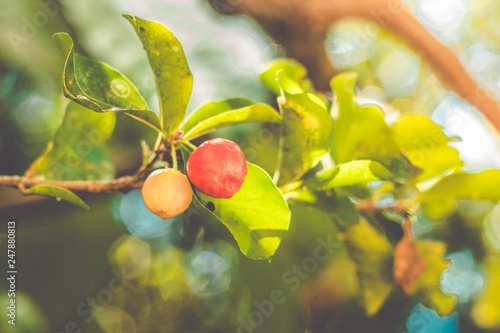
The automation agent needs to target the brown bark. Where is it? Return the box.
[0,175,144,193]
[207,0,500,131]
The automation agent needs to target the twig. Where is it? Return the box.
[0,138,168,194]
[0,175,143,193]
[356,199,410,218]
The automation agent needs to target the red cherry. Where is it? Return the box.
[186,138,248,199]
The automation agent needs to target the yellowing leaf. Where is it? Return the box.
[391,115,462,180]
[345,220,394,316]
[355,130,421,183]
[420,170,500,203]
[415,240,457,316]
[471,254,500,329]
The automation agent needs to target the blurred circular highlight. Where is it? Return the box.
[111,189,183,243]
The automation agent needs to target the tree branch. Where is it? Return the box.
[0,175,144,193]
[207,0,500,131]
[0,140,172,194]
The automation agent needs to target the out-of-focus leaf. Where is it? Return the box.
[53,33,160,132]
[124,15,193,136]
[260,58,313,95]
[276,90,332,185]
[418,288,457,317]
[471,254,500,329]
[345,220,394,316]
[355,130,421,183]
[420,170,500,202]
[140,140,154,166]
[109,236,152,282]
[391,115,462,180]
[93,304,137,333]
[195,163,291,260]
[24,185,89,210]
[329,73,387,164]
[421,200,457,221]
[181,98,282,140]
[30,102,115,180]
[295,190,359,227]
[318,160,392,188]
[415,240,457,316]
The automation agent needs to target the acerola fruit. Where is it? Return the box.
[142,168,192,219]
[187,138,247,199]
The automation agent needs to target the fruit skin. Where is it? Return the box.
[142,168,192,219]
[187,138,247,199]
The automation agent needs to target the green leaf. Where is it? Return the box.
[123,15,193,136]
[259,58,313,95]
[318,160,392,188]
[345,220,394,316]
[276,91,332,186]
[181,98,282,140]
[471,254,500,329]
[194,163,291,260]
[24,185,89,210]
[355,130,421,183]
[329,73,387,164]
[420,170,500,202]
[415,240,457,316]
[53,33,160,132]
[391,115,463,180]
[30,102,115,181]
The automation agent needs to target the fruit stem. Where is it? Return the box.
[181,141,197,151]
[153,132,163,152]
[171,143,178,170]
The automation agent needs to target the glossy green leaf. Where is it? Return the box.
[195,163,291,260]
[259,58,313,95]
[53,33,160,132]
[330,73,387,164]
[415,240,457,316]
[345,220,394,316]
[420,170,500,202]
[276,91,332,185]
[24,185,89,210]
[355,130,421,183]
[181,98,282,140]
[318,160,391,188]
[124,15,193,136]
[391,115,462,180]
[471,254,500,329]
[30,102,115,181]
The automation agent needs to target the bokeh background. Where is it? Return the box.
[1,0,500,332]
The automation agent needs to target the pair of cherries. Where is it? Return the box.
[142,138,247,219]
